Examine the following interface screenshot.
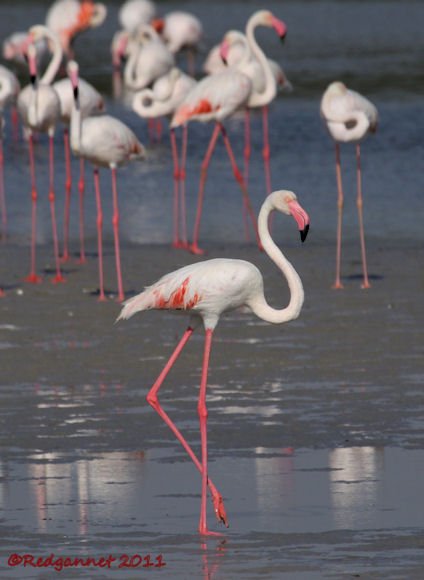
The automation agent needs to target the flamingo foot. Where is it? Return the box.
[212,493,229,528]
[361,281,371,290]
[97,294,107,302]
[25,273,42,284]
[189,243,205,255]
[332,281,344,290]
[60,253,71,263]
[76,256,87,265]
[0,288,5,298]
[198,526,226,537]
[116,293,125,303]
[172,240,185,249]
[51,274,66,284]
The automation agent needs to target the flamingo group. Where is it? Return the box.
[0,1,382,536]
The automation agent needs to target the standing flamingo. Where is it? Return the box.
[117,189,310,534]
[68,60,145,302]
[320,81,378,289]
[29,24,105,263]
[153,11,203,75]
[132,67,196,248]
[46,0,107,56]
[17,44,64,284]
[220,10,288,194]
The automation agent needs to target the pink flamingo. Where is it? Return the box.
[220,11,288,194]
[29,25,105,264]
[68,60,145,302]
[132,67,196,249]
[320,81,378,289]
[153,11,203,75]
[17,44,64,284]
[0,65,20,237]
[46,0,107,56]
[118,189,310,535]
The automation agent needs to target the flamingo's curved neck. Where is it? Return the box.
[39,28,63,85]
[248,198,304,324]
[70,79,82,154]
[246,15,276,107]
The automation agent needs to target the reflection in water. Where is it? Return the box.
[329,446,384,529]
[1,451,147,536]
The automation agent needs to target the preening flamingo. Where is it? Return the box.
[29,24,105,263]
[320,81,378,289]
[119,0,156,33]
[68,60,145,302]
[17,44,64,284]
[0,65,20,237]
[132,67,196,249]
[123,25,174,92]
[46,0,107,56]
[153,11,203,75]
[118,189,310,535]
[220,11,288,194]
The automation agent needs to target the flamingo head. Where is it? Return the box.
[27,43,37,85]
[151,18,165,34]
[270,190,310,242]
[256,10,288,42]
[67,60,80,99]
[220,30,245,64]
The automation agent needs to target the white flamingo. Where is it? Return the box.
[117,189,310,535]
[320,81,378,289]
[68,60,145,302]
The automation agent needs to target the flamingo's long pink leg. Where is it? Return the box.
[179,124,188,248]
[262,105,272,195]
[198,329,224,536]
[48,134,65,283]
[93,168,106,301]
[189,123,221,255]
[111,166,125,302]
[241,110,251,242]
[146,327,228,528]
[25,133,42,284]
[0,139,6,240]
[356,143,370,289]
[170,128,181,248]
[333,143,344,289]
[219,124,262,251]
[77,158,86,263]
[62,128,72,262]
[11,105,19,142]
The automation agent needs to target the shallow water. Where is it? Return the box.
[0,1,424,578]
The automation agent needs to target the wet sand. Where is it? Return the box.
[0,236,423,578]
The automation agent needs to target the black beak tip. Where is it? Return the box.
[30,74,36,85]
[221,56,228,66]
[300,224,309,243]
[280,33,287,45]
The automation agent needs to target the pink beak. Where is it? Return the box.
[219,39,230,64]
[288,199,310,242]
[271,16,288,40]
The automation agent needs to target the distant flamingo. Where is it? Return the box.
[220,11,288,194]
[29,24,105,263]
[0,65,20,237]
[46,0,107,56]
[68,60,145,302]
[118,189,310,535]
[153,11,203,75]
[119,0,156,33]
[123,25,174,92]
[17,44,64,284]
[320,81,378,289]
[132,67,196,248]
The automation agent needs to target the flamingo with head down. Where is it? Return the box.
[320,81,378,290]
[118,189,310,535]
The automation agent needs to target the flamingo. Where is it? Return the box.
[153,11,203,75]
[17,44,64,284]
[67,59,145,302]
[123,25,174,92]
[320,81,378,289]
[29,24,105,264]
[220,11,288,194]
[45,0,107,56]
[171,10,287,255]
[119,0,156,33]
[132,67,196,248]
[117,189,310,535]
[0,65,20,237]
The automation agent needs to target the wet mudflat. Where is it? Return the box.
[0,239,423,579]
